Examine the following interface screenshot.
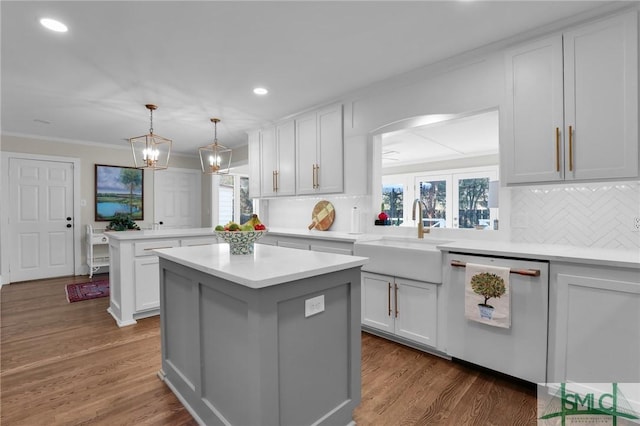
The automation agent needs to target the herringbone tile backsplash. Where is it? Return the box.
[510,181,640,250]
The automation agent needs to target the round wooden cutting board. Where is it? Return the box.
[308,200,335,231]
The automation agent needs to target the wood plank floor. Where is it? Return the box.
[1,275,537,425]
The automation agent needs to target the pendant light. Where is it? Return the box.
[199,118,232,174]
[129,104,172,171]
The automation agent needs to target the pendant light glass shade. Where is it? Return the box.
[199,118,232,174]
[129,104,172,171]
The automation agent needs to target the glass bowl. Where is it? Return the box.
[215,230,267,255]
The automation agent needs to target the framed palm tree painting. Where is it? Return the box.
[95,164,144,221]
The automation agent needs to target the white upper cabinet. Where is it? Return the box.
[564,12,638,181]
[504,11,638,184]
[259,122,296,197]
[296,103,344,195]
[275,121,296,196]
[247,129,261,198]
[295,112,318,194]
[249,103,343,198]
[504,35,564,183]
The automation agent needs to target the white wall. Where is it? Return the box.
[0,135,202,279]
[266,51,507,237]
[263,8,640,250]
[3,5,637,257]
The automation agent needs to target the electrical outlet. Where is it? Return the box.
[634,217,640,232]
[305,295,325,318]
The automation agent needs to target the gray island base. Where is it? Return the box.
[154,244,367,426]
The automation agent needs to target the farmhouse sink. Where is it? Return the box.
[353,237,450,283]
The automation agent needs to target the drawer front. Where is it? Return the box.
[278,241,310,251]
[134,240,180,257]
[91,234,109,244]
[310,244,352,256]
[181,236,219,247]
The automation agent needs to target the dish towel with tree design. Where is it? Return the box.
[464,263,511,328]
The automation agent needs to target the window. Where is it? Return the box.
[216,175,254,225]
[382,166,498,229]
[417,177,447,228]
[239,176,253,224]
[455,175,490,229]
[416,167,497,229]
[381,183,404,226]
[219,175,235,225]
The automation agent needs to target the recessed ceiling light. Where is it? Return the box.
[253,87,268,95]
[40,18,68,33]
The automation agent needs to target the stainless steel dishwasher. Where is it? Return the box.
[445,252,550,383]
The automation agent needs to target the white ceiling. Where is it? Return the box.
[382,109,499,167]
[1,1,615,155]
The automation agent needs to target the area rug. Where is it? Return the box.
[65,280,109,303]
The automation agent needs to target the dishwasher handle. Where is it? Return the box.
[450,260,540,277]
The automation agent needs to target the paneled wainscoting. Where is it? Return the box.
[0,275,536,425]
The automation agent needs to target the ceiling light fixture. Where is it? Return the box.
[129,104,172,171]
[40,18,68,33]
[253,87,268,95]
[199,118,232,175]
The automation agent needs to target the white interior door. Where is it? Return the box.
[154,168,201,229]
[9,158,75,282]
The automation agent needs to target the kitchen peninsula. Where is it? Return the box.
[106,228,219,327]
[153,243,367,426]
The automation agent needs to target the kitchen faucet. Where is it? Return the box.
[411,198,430,238]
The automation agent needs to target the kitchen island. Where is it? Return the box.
[106,228,219,327]
[154,243,368,426]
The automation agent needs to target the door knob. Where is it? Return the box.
[159,221,163,225]
[66,224,72,228]
[66,217,72,221]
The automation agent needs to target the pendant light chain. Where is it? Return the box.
[149,108,154,135]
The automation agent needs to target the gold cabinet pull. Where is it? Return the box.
[311,165,316,189]
[272,170,276,192]
[388,282,392,316]
[394,283,399,318]
[312,164,320,189]
[568,125,573,172]
[555,127,560,172]
[275,170,279,192]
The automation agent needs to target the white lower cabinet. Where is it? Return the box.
[361,272,437,348]
[108,232,218,326]
[258,234,354,255]
[548,263,640,384]
[134,256,160,312]
[277,240,310,251]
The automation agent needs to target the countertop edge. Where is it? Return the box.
[437,242,640,269]
[154,245,369,289]
[105,228,218,241]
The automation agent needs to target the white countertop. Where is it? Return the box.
[154,244,369,289]
[437,240,640,269]
[106,226,639,269]
[105,227,217,241]
[270,227,640,269]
